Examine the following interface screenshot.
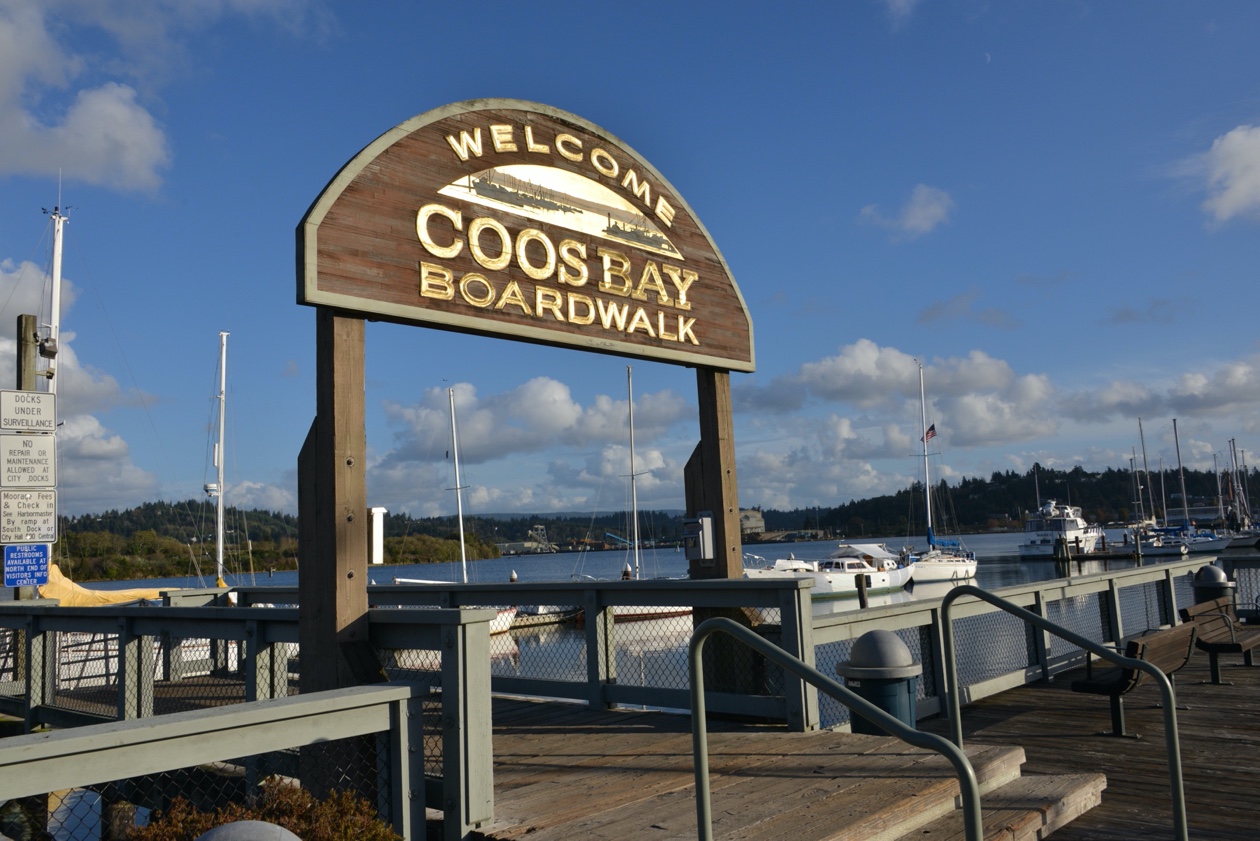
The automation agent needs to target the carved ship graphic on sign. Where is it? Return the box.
[441,164,683,261]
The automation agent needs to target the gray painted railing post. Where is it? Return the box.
[440,617,493,841]
[1104,579,1124,642]
[117,618,153,720]
[1030,591,1051,680]
[925,606,949,711]
[1162,568,1181,626]
[23,616,52,732]
[583,589,614,709]
[245,620,275,701]
[777,583,818,731]
[387,693,425,840]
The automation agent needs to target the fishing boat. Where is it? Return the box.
[903,363,978,582]
[1018,500,1105,558]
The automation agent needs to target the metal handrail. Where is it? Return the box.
[688,617,983,841]
[940,584,1188,841]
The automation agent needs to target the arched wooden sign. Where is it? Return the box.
[298,99,754,372]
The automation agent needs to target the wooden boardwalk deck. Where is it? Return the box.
[919,644,1260,840]
[466,647,1260,840]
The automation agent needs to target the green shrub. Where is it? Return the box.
[127,780,401,841]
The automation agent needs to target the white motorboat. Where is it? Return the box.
[743,544,915,598]
[1018,500,1105,558]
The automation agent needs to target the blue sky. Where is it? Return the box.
[1,1,1259,521]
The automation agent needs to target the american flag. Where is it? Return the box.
[922,424,937,443]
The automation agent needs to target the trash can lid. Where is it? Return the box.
[196,821,301,841]
[836,629,922,679]
[1193,565,1229,585]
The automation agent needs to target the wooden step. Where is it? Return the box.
[704,742,1027,841]
[891,773,1107,841]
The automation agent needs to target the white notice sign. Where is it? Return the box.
[0,490,57,543]
[0,390,56,433]
[0,435,56,488]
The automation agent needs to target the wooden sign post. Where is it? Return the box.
[297,100,756,691]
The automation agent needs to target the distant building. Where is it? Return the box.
[739,509,765,536]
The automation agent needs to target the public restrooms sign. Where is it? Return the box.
[298,99,754,371]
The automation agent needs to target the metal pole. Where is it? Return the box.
[449,387,467,583]
[215,331,228,587]
[628,366,640,580]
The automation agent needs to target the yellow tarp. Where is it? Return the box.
[37,564,165,606]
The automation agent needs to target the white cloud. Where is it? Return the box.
[227,479,295,513]
[860,184,954,239]
[0,258,157,515]
[56,414,158,513]
[0,0,332,192]
[1199,124,1260,224]
[882,0,923,28]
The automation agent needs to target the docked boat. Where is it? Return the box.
[743,543,915,598]
[902,363,978,582]
[1018,500,1105,558]
[1153,419,1233,555]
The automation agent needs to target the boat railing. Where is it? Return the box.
[940,584,1188,841]
[689,616,982,841]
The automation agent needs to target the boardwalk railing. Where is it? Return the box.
[230,556,1211,731]
[0,605,496,841]
[689,617,982,841]
[0,684,429,838]
[940,584,1188,841]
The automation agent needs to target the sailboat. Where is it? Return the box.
[393,386,516,633]
[903,363,977,582]
[612,366,690,620]
[1144,419,1231,554]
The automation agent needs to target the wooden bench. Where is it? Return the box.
[1070,621,1197,737]
[1179,595,1260,684]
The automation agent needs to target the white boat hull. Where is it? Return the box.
[911,554,977,582]
[744,555,915,599]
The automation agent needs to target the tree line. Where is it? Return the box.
[49,464,1254,581]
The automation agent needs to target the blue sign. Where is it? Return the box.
[4,543,50,587]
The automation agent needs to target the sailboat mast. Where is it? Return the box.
[214,331,228,587]
[46,207,66,395]
[449,387,468,583]
[1138,418,1152,523]
[627,366,641,580]
[918,362,934,548]
[1174,418,1190,531]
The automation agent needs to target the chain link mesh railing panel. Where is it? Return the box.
[494,609,586,683]
[610,612,694,691]
[33,734,394,840]
[50,631,122,718]
[951,610,1035,686]
[1118,579,1169,636]
[1233,563,1260,611]
[0,628,18,698]
[1045,592,1105,659]
[154,636,249,714]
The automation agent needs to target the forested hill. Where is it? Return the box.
[59,464,1252,545]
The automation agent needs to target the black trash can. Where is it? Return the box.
[1191,565,1234,603]
[835,629,921,736]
